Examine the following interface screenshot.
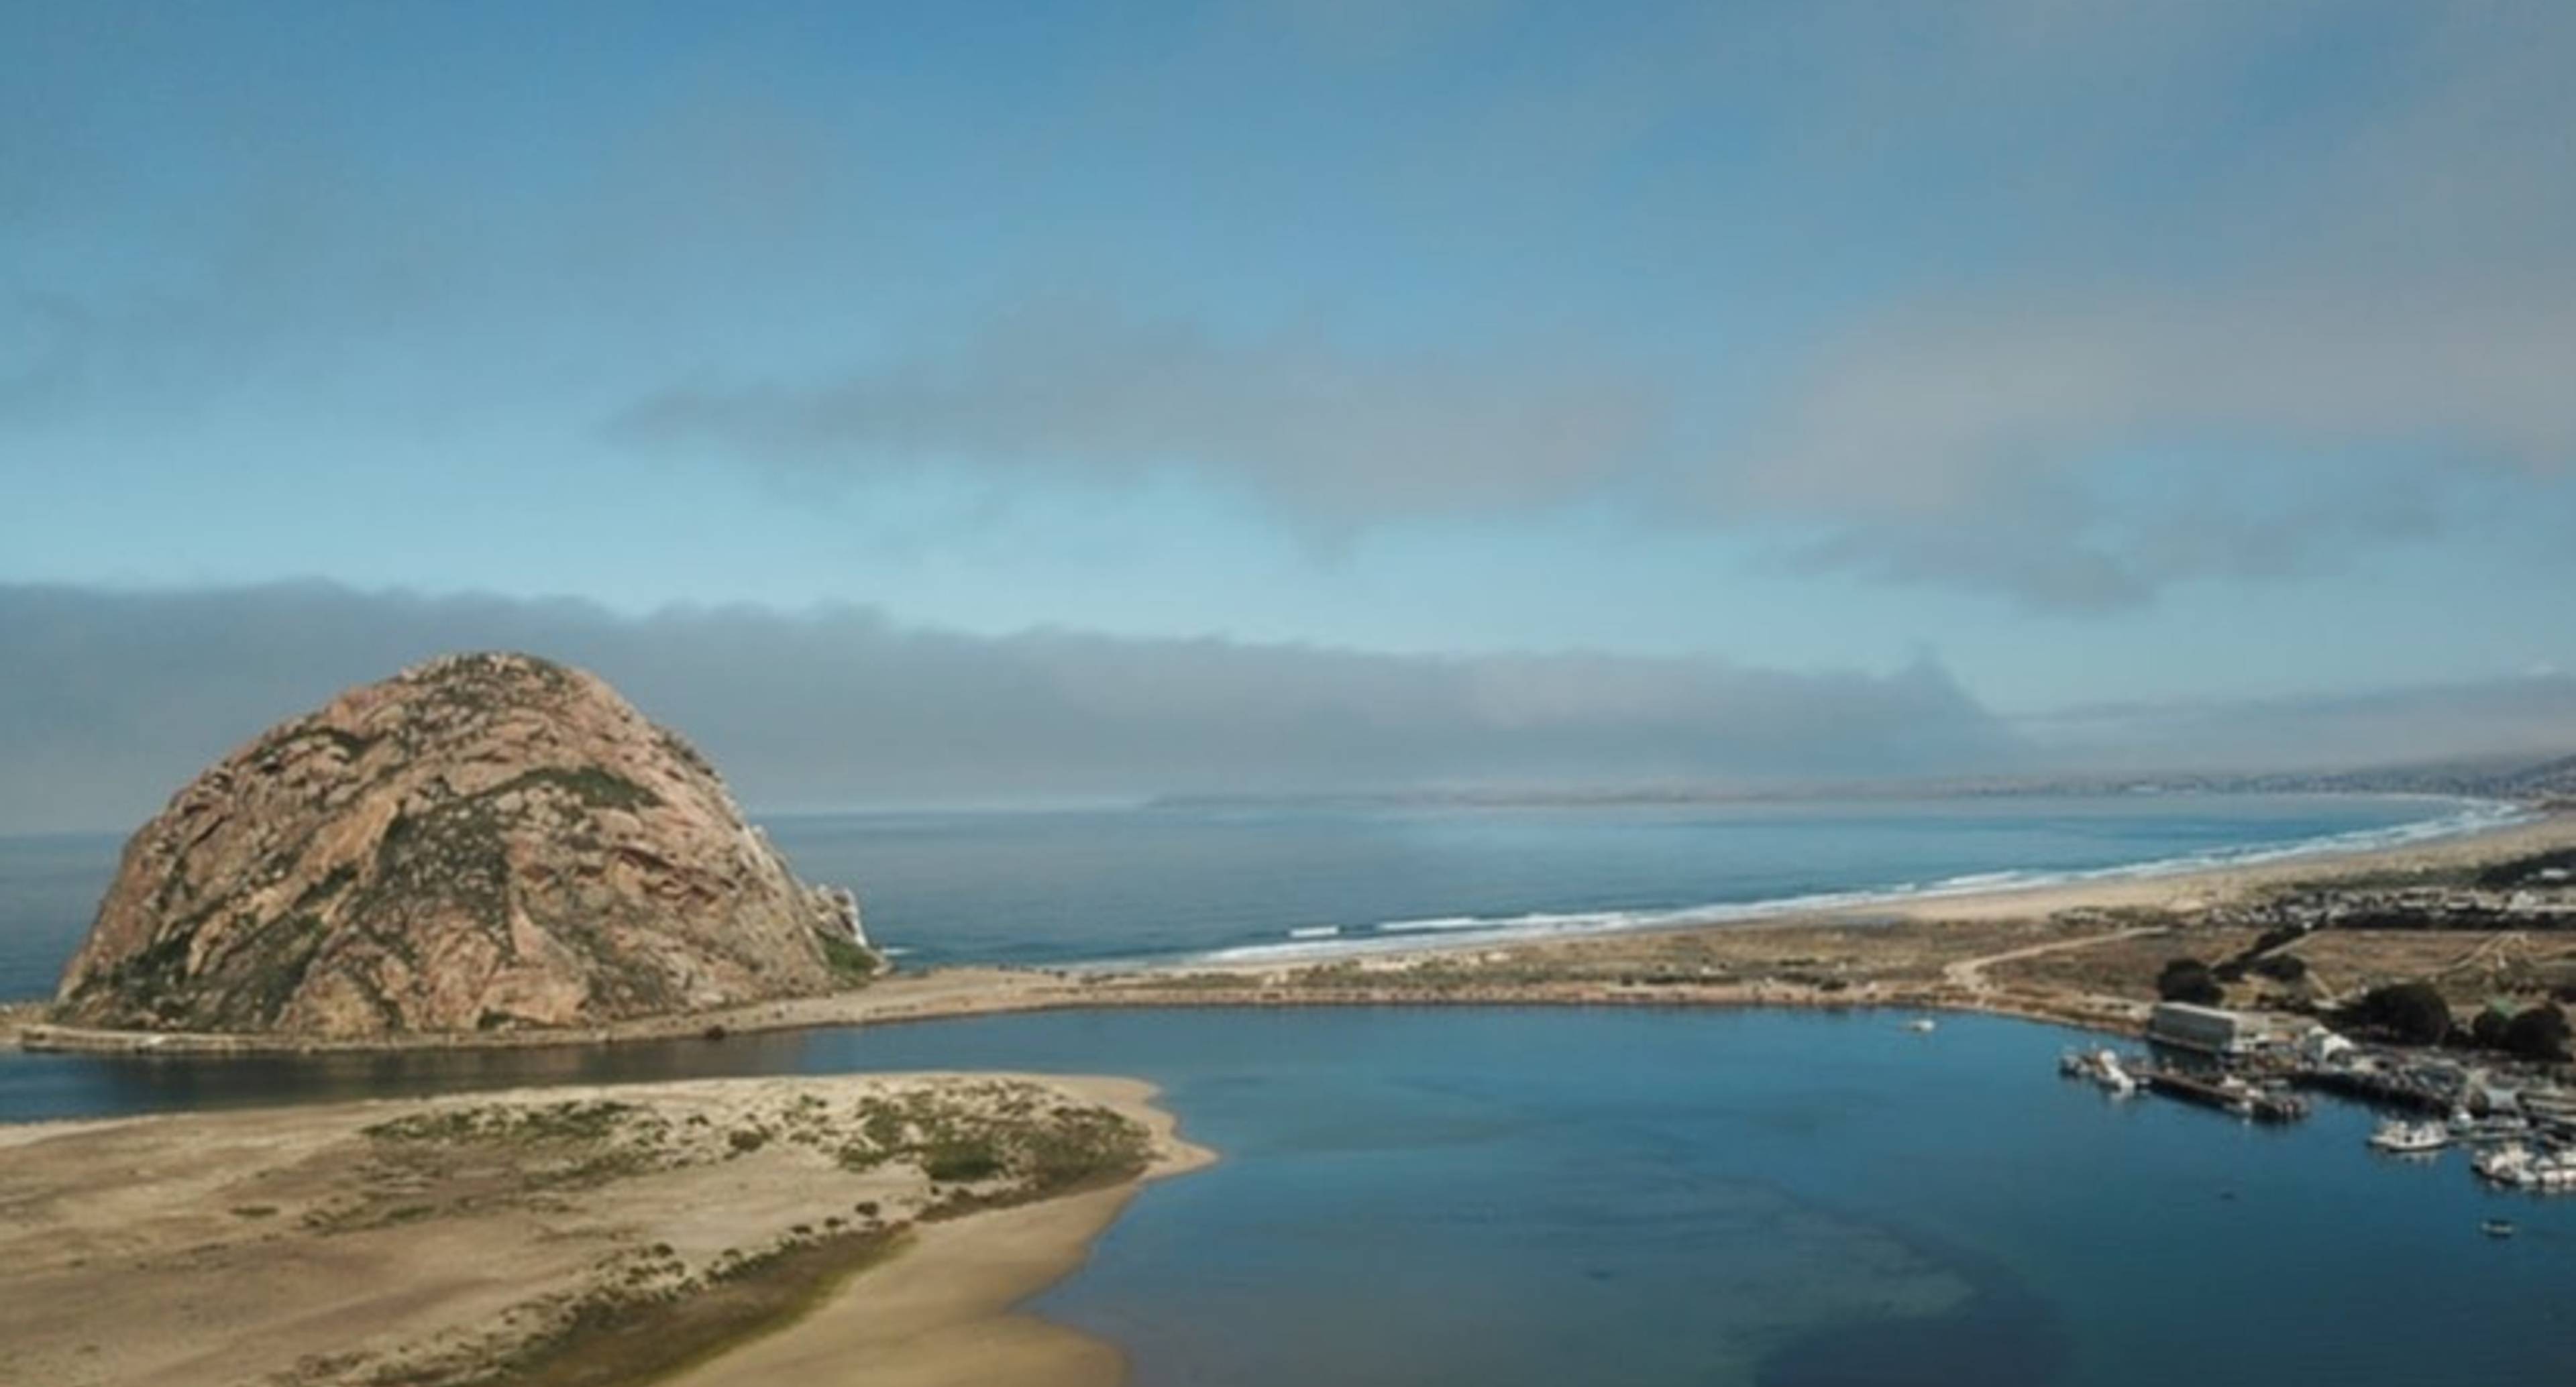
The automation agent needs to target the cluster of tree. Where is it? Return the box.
[2342,981,2454,1046]
[2340,982,2571,1060]
[2195,929,2315,991]
[2156,958,2224,1006]
[2474,848,2576,891]
[2471,1003,2572,1062]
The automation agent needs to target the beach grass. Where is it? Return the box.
[425,1227,914,1387]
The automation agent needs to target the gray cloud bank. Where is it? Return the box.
[602,4,2576,613]
[0,583,2013,834]
[7,583,2574,838]
[16,3,2576,616]
[2026,677,2576,781]
[611,304,1668,532]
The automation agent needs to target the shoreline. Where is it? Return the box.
[15,803,2573,1058]
[662,1076,1210,1387]
[1166,792,2534,968]
[0,1071,1209,1387]
[9,802,2573,1387]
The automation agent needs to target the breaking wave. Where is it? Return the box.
[1183,798,2531,968]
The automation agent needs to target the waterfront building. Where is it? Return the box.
[2149,1002,2256,1057]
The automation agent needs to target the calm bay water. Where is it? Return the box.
[3,1008,2572,1386]
[0,793,2492,999]
[1,794,2558,1384]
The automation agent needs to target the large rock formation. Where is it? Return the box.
[54,653,873,1037]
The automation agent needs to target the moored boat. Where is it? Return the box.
[2474,1142,2533,1185]
[2369,1119,2451,1155]
[2055,1048,2146,1101]
[2471,1141,2576,1191]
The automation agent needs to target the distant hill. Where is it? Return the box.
[2090,753,2576,801]
[1150,751,2576,812]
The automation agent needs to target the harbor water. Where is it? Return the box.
[3,1008,2573,1386]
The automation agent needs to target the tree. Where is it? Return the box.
[2349,981,2453,1046]
[2502,1004,2571,1062]
[2157,958,2223,1006]
[2473,1007,2511,1049]
[2250,954,2308,983]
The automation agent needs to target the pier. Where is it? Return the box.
[2288,1064,2455,1115]
[2135,1064,2310,1121]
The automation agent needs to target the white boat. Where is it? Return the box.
[2074,1048,2137,1097]
[2056,1047,2136,1097]
[2526,1150,2576,1190]
[1905,1018,1937,1034]
[2472,1142,2576,1191]
[2369,1119,2451,1154]
[2474,1142,2533,1184]
[2448,1109,2531,1144]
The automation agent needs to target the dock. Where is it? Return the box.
[2288,1064,2453,1115]
[2137,1065,2310,1122]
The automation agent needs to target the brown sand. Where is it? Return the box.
[0,1073,1205,1387]
[666,1072,1208,1387]
[1856,808,2576,924]
[5,806,2567,1386]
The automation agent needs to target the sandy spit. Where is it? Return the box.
[666,1075,1209,1387]
[0,1072,1207,1387]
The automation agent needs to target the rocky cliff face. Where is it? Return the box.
[54,653,872,1037]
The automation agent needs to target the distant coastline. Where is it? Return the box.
[1145,748,2576,810]
[10,800,2576,1387]
[1170,793,2529,969]
[16,799,2572,1058]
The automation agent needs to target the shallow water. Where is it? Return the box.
[5,1007,2572,1386]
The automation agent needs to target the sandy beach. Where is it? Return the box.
[4,807,2571,1386]
[661,1074,1208,1387]
[28,800,2575,1062]
[0,1073,1207,1387]
[1843,807,2576,924]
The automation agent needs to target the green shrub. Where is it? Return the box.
[920,1138,1005,1183]
[820,934,878,983]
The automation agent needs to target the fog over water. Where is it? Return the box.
[7,583,2575,837]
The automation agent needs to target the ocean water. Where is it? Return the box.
[1,793,2555,1384]
[3,1008,2571,1386]
[770,795,2502,968]
[0,793,2496,1001]
[0,832,119,1003]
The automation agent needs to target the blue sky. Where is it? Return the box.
[6,1,2576,823]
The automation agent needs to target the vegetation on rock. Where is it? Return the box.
[53,652,875,1036]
